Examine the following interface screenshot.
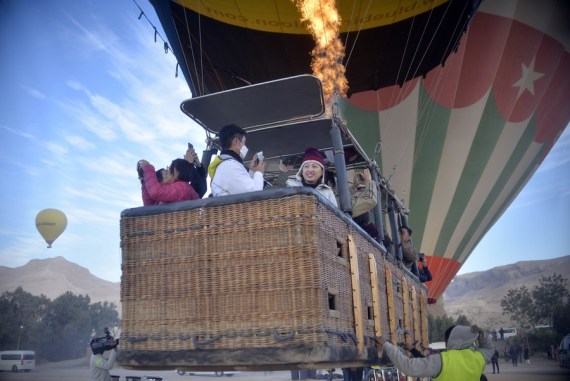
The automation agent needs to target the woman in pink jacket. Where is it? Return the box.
[138,158,199,205]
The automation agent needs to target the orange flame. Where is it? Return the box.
[293,0,348,102]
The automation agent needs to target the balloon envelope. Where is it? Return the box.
[150,0,570,299]
[35,209,67,248]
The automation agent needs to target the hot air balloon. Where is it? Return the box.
[35,209,67,248]
[147,0,570,300]
[116,0,570,371]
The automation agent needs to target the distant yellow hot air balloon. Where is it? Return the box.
[35,209,67,248]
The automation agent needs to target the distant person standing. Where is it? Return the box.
[523,345,530,364]
[547,344,553,360]
[499,327,505,340]
[509,346,518,367]
[491,349,500,374]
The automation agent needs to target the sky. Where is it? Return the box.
[0,0,569,285]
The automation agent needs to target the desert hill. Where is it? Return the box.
[0,256,120,309]
[443,255,570,329]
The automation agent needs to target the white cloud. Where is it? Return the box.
[63,11,112,55]
[536,125,570,173]
[64,205,122,228]
[40,158,57,168]
[64,135,96,151]
[1,125,36,141]
[0,1,207,283]
[21,85,47,100]
[18,162,42,177]
[0,233,53,268]
[44,141,68,156]
[66,80,84,91]
[58,98,119,141]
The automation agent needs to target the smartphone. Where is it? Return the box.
[188,142,193,149]
[256,151,263,161]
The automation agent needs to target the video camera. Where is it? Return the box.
[90,327,119,354]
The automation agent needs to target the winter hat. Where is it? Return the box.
[296,147,325,182]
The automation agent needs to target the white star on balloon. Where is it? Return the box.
[513,57,545,99]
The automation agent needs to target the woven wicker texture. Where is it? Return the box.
[120,193,426,369]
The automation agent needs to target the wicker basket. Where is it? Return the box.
[118,188,427,370]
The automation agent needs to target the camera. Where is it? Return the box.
[418,253,425,261]
[90,327,119,354]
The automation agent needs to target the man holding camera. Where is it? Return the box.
[417,253,432,283]
[90,330,119,381]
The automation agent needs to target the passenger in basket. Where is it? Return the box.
[398,225,418,271]
[348,168,379,241]
[138,158,199,205]
[184,145,208,198]
[380,325,493,381]
[349,169,378,221]
[285,147,338,207]
[417,253,432,283]
[209,124,265,196]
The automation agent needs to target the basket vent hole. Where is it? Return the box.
[328,293,337,310]
[336,239,347,258]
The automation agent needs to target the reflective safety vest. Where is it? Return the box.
[434,349,486,381]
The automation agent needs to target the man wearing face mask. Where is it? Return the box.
[209,124,265,196]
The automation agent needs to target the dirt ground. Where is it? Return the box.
[0,355,568,381]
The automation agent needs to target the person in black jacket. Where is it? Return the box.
[417,253,432,283]
[184,145,207,198]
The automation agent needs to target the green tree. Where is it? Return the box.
[454,314,471,326]
[90,301,120,336]
[428,314,473,343]
[0,287,50,351]
[532,273,568,327]
[42,292,92,361]
[500,285,535,331]
[501,273,569,334]
[0,288,120,361]
[552,300,570,339]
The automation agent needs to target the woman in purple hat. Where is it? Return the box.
[286,147,337,207]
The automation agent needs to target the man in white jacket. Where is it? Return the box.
[209,124,265,196]
[380,325,493,380]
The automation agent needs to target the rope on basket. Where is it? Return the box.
[123,327,377,347]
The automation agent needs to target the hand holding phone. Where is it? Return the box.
[185,143,199,165]
[256,151,264,161]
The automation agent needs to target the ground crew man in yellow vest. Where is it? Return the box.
[380,325,493,380]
